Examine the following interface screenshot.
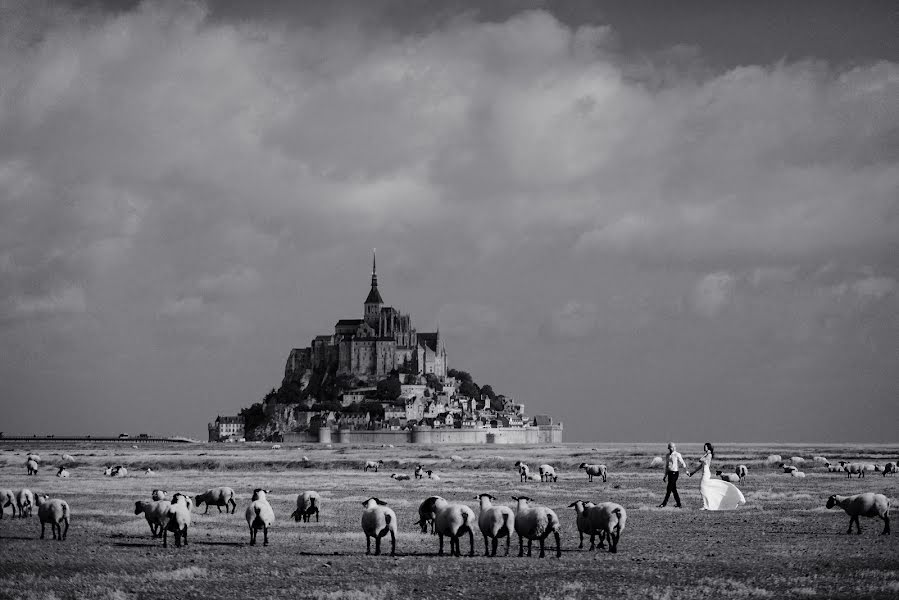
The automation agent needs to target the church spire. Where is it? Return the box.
[364,249,384,316]
[371,248,377,288]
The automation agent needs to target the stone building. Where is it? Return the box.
[208,415,245,442]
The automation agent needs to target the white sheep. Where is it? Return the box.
[538,464,558,482]
[584,501,627,553]
[828,464,846,473]
[163,493,191,548]
[56,467,70,478]
[145,468,154,476]
[735,465,748,483]
[26,452,41,463]
[36,495,70,541]
[271,444,281,450]
[476,494,515,557]
[111,466,127,477]
[151,490,168,501]
[172,492,194,511]
[568,500,597,550]
[426,470,441,482]
[716,470,740,483]
[290,491,321,523]
[16,488,35,518]
[61,454,74,462]
[363,459,385,472]
[765,454,782,465]
[390,473,411,481]
[511,496,561,558]
[1,489,16,518]
[414,496,444,534]
[790,456,806,465]
[433,498,476,557]
[813,456,829,464]
[826,493,890,535]
[790,470,807,478]
[842,462,866,478]
[414,465,424,480]
[579,463,607,483]
[26,459,39,476]
[649,456,664,468]
[195,487,237,514]
[361,497,397,556]
[134,499,171,537]
[882,462,897,477]
[245,489,275,546]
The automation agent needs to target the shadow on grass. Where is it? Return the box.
[0,535,33,540]
[113,542,157,547]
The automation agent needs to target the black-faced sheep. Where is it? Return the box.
[511,496,561,558]
[163,493,191,548]
[290,491,321,523]
[716,470,741,483]
[735,465,748,483]
[568,500,597,549]
[1,489,16,518]
[134,500,171,537]
[246,489,275,546]
[195,487,237,514]
[434,498,476,557]
[584,501,627,553]
[476,494,515,557]
[538,464,558,482]
[361,497,397,556]
[826,493,890,535]
[363,459,384,472]
[414,496,444,534]
[36,495,69,541]
[579,463,607,483]
[16,488,34,518]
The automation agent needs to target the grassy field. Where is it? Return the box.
[1,442,898,600]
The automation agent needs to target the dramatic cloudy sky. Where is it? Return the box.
[1,0,897,442]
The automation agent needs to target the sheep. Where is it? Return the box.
[361,497,397,556]
[568,500,597,550]
[414,465,424,480]
[579,463,607,483]
[195,487,237,514]
[882,462,897,477]
[476,494,515,557]
[56,467,69,478]
[26,459,38,475]
[414,496,444,534]
[103,466,113,476]
[790,456,806,465]
[716,470,741,483]
[145,468,154,476]
[290,491,321,523]
[781,464,798,474]
[151,490,168,501]
[584,501,627,553]
[426,470,441,482]
[16,488,35,518]
[826,493,890,535]
[813,456,829,465]
[271,444,281,450]
[434,498,476,557]
[163,493,191,548]
[511,496,561,558]
[842,462,866,478]
[828,463,846,473]
[363,459,384,472]
[245,489,275,546]
[111,466,127,477]
[864,463,878,473]
[26,452,41,463]
[735,465,748,483]
[538,464,558,482]
[526,472,539,481]
[390,473,411,481]
[649,456,664,468]
[791,470,807,478]
[61,454,74,462]
[517,463,531,482]
[1,489,16,518]
[765,455,782,465]
[36,495,70,541]
[134,499,171,537]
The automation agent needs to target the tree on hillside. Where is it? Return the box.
[239,402,266,432]
[376,376,402,401]
[480,384,496,400]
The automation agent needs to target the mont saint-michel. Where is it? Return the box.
[211,253,562,445]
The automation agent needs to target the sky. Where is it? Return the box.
[0,0,897,443]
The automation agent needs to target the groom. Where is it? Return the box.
[659,441,687,508]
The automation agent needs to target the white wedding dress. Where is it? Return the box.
[699,454,745,510]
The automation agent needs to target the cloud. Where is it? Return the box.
[539,301,600,340]
[437,302,503,337]
[690,272,736,318]
[12,285,86,318]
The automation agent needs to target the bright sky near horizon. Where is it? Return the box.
[1,0,897,442]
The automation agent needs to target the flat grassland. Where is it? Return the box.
[1,442,898,600]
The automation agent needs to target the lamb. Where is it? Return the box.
[476,494,515,557]
[735,465,748,483]
[111,466,127,477]
[36,495,70,541]
[103,466,113,476]
[517,463,531,482]
[1,489,16,518]
[16,488,35,518]
[195,487,237,514]
[826,493,890,535]
[26,452,41,463]
[716,470,741,483]
[584,501,627,553]
[579,463,607,483]
[245,489,275,546]
[414,496,444,534]
[162,493,191,548]
[56,467,69,478]
[290,491,321,523]
[360,497,397,556]
[882,462,897,477]
[26,459,39,475]
[433,498,476,557]
[134,499,171,537]
[426,470,441,482]
[414,465,424,480]
[538,464,558,482]
[390,473,411,481]
[568,500,597,549]
[511,496,561,558]
[363,459,384,472]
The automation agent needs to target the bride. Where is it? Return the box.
[688,442,745,510]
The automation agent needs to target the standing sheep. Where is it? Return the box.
[414,496,444,534]
[195,487,237,514]
[16,488,35,518]
[245,489,275,546]
[475,494,515,557]
[826,493,890,535]
[163,493,191,548]
[36,495,70,541]
[363,459,385,472]
[134,499,171,537]
[434,498,476,557]
[579,463,608,483]
[538,464,558,482]
[26,459,38,476]
[843,462,866,479]
[56,467,69,478]
[882,462,897,477]
[1,489,16,518]
[585,501,627,553]
[716,470,741,483]
[361,497,397,556]
[511,496,561,558]
[568,500,597,550]
[414,465,424,480]
[151,490,168,501]
[517,463,531,482]
[290,491,321,523]
[735,465,748,483]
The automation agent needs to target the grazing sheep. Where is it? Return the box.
[864,463,878,473]
[516,463,531,482]
[390,473,411,481]
[843,462,866,479]
[649,456,664,468]
[26,459,38,475]
[882,462,897,477]
[765,455,782,465]
[511,496,561,558]
[361,497,397,556]
[151,490,168,501]
[813,456,829,465]
[434,498,476,557]
[414,496,444,534]
[163,494,191,548]
[426,470,441,482]
[364,459,385,472]
[579,463,608,483]
[290,491,321,523]
[1,489,16,518]
[790,470,807,478]
[716,470,741,483]
[476,494,515,557]
[134,499,171,537]
[826,493,890,535]
[61,454,74,462]
[735,465,748,483]
[16,488,35,518]
[36,495,70,541]
[790,457,806,465]
[414,465,424,480]
[828,464,846,473]
[271,444,281,450]
[195,487,237,514]
[245,489,275,546]
[56,467,69,478]
[538,464,558,482]
[26,452,41,463]
[781,464,798,474]
[584,501,628,553]
[568,500,597,550]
